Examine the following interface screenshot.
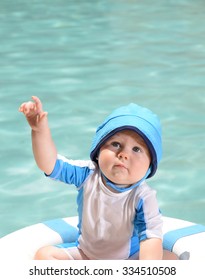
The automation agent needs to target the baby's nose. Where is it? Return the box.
[118,149,129,159]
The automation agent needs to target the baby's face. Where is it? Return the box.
[98,130,151,186]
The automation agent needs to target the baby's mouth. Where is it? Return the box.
[114,164,127,170]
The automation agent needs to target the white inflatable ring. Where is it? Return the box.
[0,216,205,260]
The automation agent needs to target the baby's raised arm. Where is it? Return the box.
[19,96,57,175]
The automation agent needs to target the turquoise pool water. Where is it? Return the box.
[1,0,205,237]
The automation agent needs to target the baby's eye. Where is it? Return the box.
[133,146,141,153]
[111,141,121,148]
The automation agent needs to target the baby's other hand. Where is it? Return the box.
[19,96,48,131]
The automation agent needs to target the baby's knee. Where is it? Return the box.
[34,246,54,260]
[163,250,179,260]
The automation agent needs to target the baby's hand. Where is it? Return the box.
[19,96,48,131]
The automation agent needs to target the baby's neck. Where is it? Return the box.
[101,176,130,193]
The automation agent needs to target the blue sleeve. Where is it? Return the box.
[46,158,94,188]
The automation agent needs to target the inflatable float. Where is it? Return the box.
[0,216,205,260]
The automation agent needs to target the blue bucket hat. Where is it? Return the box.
[90,103,162,181]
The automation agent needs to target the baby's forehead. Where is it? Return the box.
[109,129,145,143]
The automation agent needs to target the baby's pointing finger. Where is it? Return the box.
[32,96,43,113]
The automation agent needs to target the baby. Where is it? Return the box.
[19,96,177,260]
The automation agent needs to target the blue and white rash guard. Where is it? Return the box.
[47,154,163,260]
